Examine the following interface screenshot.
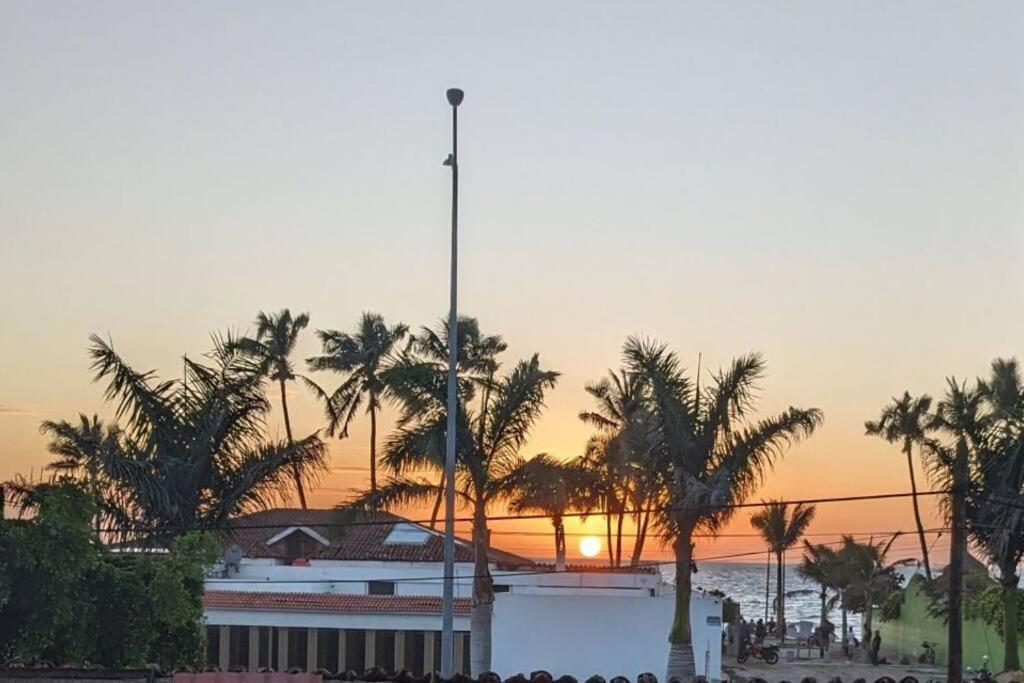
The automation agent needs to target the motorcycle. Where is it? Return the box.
[737,641,780,665]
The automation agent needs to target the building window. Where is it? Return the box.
[344,630,366,673]
[228,626,249,668]
[258,627,275,669]
[404,631,425,675]
[287,628,308,669]
[493,584,510,593]
[317,629,340,671]
[368,580,395,595]
[374,630,396,672]
[206,626,221,668]
[460,632,471,674]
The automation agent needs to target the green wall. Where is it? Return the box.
[878,576,1023,672]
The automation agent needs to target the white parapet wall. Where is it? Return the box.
[490,591,723,681]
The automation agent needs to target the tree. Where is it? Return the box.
[39,414,121,533]
[306,312,409,495]
[798,541,841,654]
[967,359,1024,671]
[866,392,935,580]
[923,378,988,683]
[578,369,662,567]
[0,482,217,667]
[36,334,327,542]
[234,309,313,507]
[340,329,557,675]
[750,500,817,639]
[840,534,905,643]
[622,337,823,680]
[506,454,592,571]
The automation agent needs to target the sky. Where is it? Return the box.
[1,2,1022,564]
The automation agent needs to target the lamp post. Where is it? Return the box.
[440,86,464,679]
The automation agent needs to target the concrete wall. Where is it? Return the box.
[878,576,1023,671]
[491,592,723,681]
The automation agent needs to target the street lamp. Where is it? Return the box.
[440,86,464,679]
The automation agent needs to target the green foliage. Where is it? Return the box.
[880,589,904,622]
[976,585,1024,641]
[0,484,215,667]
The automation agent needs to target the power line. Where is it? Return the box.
[93,488,953,535]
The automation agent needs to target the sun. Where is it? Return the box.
[578,535,602,558]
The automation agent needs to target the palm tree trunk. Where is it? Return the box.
[905,443,932,580]
[776,550,786,641]
[1002,572,1020,671]
[819,587,827,658]
[863,599,874,645]
[948,437,968,683]
[631,507,651,567]
[605,507,614,567]
[429,474,444,529]
[615,508,625,568]
[470,500,494,675]
[279,379,307,509]
[554,518,566,571]
[666,525,696,681]
[369,400,378,494]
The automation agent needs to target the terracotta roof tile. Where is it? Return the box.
[221,509,533,568]
[203,590,472,615]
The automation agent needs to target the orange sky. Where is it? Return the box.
[1,2,1021,565]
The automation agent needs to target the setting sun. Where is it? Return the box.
[578,535,602,558]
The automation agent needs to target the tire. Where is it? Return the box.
[737,652,749,664]
[764,650,779,665]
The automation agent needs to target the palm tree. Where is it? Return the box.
[406,317,507,527]
[866,392,934,579]
[578,369,661,567]
[622,337,823,680]
[341,338,558,675]
[39,414,121,533]
[968,358,1024,671]
[306,312,408,495]
[798,541,841,654]
[234,309,312,507]
[750,500,817,639]
[36,334,328,543]
[923,378,987,683]
[840,534,904,644]
[506,454,592,571]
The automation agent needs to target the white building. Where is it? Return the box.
[202,509,723,680]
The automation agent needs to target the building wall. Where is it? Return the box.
[491,592,723,681]
[878,576,1023,671]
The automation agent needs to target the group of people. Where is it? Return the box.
[727,619,885,664]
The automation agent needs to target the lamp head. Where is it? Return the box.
[446,88,464,107]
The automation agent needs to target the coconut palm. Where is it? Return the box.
[622,337,823,680]
[506,454,592,571]
[306,312,408,494]
[798,541,841,652]
[234,309,312,507]
[750,500,817,639]
[35,334,328,543]
[406,317,507,527]
[840,534,904,643]
[967,359,1024,671]
[340,341,558,675]
[866,392,934,580]
[922,378,988,683]
[578,369,661,567]
[38,414,122,533]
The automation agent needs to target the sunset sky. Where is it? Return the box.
[1,2,1022,563]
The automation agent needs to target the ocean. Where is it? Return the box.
[663,561,864,633]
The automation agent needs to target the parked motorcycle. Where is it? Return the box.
[737,642,780,665]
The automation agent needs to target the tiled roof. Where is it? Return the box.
[203,590,471,615]
[221,509,533,568]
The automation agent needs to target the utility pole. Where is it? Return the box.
[440,86,464,679]
[947,437,968,683]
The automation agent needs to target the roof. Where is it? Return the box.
[203,590,471,615]
[222,508,534,568]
